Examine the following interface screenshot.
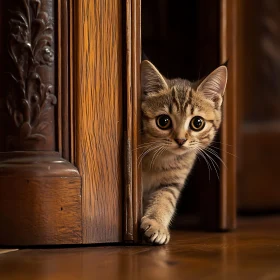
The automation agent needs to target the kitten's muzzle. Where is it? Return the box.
[175,138,187,146]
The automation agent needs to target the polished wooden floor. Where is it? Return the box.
[0,216,280,280]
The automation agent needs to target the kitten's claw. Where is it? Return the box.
[141,217,170,245]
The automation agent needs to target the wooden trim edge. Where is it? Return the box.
[220,0,237,230]
[124,0,142,242]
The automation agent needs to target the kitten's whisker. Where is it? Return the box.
[139,144,157,157]
[197,150,210,181]
[137,144,161,168]
[156,146,168,169]
[150,146,164,170]
[196,147,212,181]
[151,145,169,169]
[204,150,220,170]
[205,147,228,169]
[205,147,226,165]
[209,145,237,158]
[134,144,157,151]
[210,140,233,147]
[202,148,221,167]
[158,147,167,159]
[196,153,202,163]
[134,141,161,151]
[201,149,220,180]
[136,141,159,147]
[200,153,212,181]
[150,147,161,170]
[138,145,159,162]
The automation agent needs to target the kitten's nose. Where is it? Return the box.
[175,138,187,146]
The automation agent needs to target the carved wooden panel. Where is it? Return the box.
[1,0,56,151]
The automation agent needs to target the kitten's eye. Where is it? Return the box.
[190,116,205,131]
[156,115,172,130]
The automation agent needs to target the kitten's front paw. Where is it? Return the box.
[140,217,170,245]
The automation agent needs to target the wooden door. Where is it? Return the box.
[0,0,127,245]
[0,0,236,246]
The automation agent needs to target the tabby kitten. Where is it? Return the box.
[140,60,227,245]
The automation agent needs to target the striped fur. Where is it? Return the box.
[140,60,227,245]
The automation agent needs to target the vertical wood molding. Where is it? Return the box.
[0,0,82,246]
[74,0,123,243]
[58,0,71,161]
[124,0,142,242]
[220,0,237,230]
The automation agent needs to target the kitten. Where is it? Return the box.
[140,60,227,245]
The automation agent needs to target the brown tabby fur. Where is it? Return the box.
[140,60,228,245]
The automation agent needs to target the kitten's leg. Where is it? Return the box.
[141,183,182,245]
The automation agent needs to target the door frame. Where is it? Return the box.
[123,0,142,242]
[124,0,237,239]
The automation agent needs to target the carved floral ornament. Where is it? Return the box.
[7,0,56,149]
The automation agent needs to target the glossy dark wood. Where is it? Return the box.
[1,216,280,280]
[219,0,237,229]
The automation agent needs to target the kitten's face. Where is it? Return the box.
[141,60,227,156]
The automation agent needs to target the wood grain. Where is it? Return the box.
[74,0,123,243]
[219,0,237,230]
[0,153,82,246]
[1,216,280,280]
[124,0,142,242]
[0,177,81,246]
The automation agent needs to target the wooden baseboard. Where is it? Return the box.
[0,152,82,246]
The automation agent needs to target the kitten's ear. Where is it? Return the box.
[141,60,168,95]
[197,66,228,107]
